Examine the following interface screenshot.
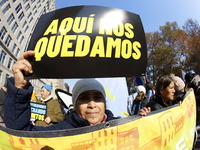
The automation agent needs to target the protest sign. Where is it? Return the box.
[26,5,147,79]
[30,102,47,121]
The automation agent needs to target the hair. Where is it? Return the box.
[135,91,146,101]
[155,75,174,95]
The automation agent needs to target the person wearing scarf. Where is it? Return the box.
[34,84,64,127]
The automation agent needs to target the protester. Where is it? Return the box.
[4,51,150,131]
[185,70,200,95]
[145,75,176,111]
[170,74,186,104]
[145,82,154,99]
[185,70,200,125]
[130,85,149,115]
[33,84,64,127]
[0,84,7,127]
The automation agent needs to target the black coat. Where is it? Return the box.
[146,95,168,111]
[0,88,6,118]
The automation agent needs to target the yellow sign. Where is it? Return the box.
[0,90,196,149]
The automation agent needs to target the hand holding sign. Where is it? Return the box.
[45,117,51,124]
[12,51,35,88]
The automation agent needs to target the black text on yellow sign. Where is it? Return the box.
[31,113,45,121]
[34,14,142,61]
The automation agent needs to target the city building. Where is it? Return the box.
[0,0,65,98]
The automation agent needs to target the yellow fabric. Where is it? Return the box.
[0,90,196,149]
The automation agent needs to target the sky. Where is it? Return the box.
[55,0,200,90]
[56,0,200,33]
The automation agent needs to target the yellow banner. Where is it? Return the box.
[0,90,196,150]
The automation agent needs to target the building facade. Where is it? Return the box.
[0,0,65,98]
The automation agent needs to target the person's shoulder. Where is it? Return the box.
[146,97,159,107]
[50,98,60,103]
[146,99,156,105]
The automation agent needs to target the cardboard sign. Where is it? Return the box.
[27,5,147,79]
[30,102,47,121]
[0,90,196,149]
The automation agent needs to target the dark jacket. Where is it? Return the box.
[4,77,118,131]
[0,88,6,119]
[146,95,169,111]
[130,97,149,115]
[172,90,185,105]
[188,75,200,95]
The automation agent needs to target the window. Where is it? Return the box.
[7,58,13,69]
[7,14,14,25]
[25,4,30,11]
[15,3,22,14]
[0,27,7,40]
[11,22,18,33]
[16,31,21,40]
[18,12,24,21]
[0,50,7,64]
[6,74,9,79]
[27,12,32,18]
[33,10,37,15]
[15,48,20,57]
[0,0,7,7]
[12,0,17,2]
[12,44,17,53]
[31,0,35,3]
[32,5,36,11]
[22,21,27,28]
[29,17,33,23]
[38,4,41,9]
[2,4,10,14]
[23,0,28,4]
[24,25,29,33]
[19,36,24,44]
[5,35,12,47]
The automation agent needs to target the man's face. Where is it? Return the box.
[75,90,106,125]
[41,87,50,100]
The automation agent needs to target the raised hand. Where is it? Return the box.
[12,51,35,89]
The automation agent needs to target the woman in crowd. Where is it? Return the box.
[170,74,186,104]
[145,75,176,111]
[4,51,149,131]
[130,85,149,115]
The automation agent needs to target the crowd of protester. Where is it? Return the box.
[0,51,199,134]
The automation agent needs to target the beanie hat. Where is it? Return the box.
[42,85,52,93]
[137,85,146,94]
[170,74,185,91]
[72,79,106,106]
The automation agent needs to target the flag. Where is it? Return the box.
[135,76,145,86]
[180,69,186,82]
